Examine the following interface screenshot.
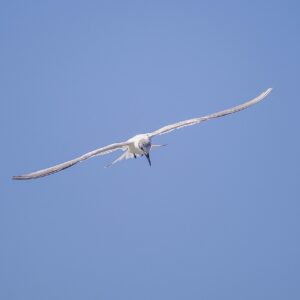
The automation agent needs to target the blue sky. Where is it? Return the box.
[1,1,299,299]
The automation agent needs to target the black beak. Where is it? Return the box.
[145,153,151,166]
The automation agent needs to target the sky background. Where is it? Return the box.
[1,1,300,299]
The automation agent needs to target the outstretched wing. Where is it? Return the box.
[12,141,130,180]
[148,88,272,138]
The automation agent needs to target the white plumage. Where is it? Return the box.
[12,88,272,180]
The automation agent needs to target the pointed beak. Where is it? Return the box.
[145,153,151,166]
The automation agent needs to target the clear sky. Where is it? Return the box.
[1,1,299,299]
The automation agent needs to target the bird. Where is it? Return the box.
[12,88,272,180]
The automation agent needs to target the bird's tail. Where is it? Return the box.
[105,151,135,168]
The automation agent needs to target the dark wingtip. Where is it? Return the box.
[12,175,28,180]
[12,174,38,180]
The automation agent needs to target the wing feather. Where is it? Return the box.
[12,141,130,180]
[148,88,272,137]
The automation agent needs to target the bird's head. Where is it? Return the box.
[138,138,151,153]
[138,138,152,166]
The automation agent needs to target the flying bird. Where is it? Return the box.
[12,88,272,180]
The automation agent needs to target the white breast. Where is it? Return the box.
[127,134,150,155]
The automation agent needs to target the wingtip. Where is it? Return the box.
[264,87,273,96]
[12,175,25,180]
[12,174,36,180]
[257,87,273,102]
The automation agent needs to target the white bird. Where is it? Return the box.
[12,88,272,180]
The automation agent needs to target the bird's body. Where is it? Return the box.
[103,134,153,167]
[127,134,151,156]
[12,88,272,180]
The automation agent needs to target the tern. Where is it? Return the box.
[12,88,272,180]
